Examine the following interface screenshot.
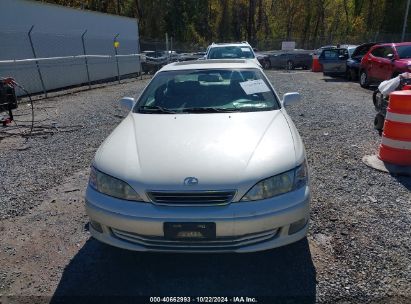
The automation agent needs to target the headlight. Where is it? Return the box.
[89,166,143,201]
[241,161,308,201]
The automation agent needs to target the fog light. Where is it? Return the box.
[90,220,103,233]
[289,218,307,235]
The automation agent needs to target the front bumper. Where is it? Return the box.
[85,186,310,253]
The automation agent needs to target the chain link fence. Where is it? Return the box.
[0,27,141,97]
[140,38,206,53]
[254,33,411,51]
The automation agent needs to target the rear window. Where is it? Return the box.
[321,49,347,59]
[207,46,255,59]
[397,45,411,59]
[135,69,279,113]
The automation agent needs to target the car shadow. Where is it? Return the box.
[50,237,316,303]
[322,77,348,83]
[394,175,411,191]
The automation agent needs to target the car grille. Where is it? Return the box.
[146,191,236,206]
[111,228,279,252]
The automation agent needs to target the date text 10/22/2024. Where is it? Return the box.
[149,297,258,303]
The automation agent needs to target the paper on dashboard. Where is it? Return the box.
[239,79,271,95]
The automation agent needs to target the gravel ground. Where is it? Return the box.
[268,71,411,302]
[0,70,410,303]
[0,78,150,219]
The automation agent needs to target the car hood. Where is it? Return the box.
[94,110,303,194]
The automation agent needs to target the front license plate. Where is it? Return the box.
[164,222,216,240]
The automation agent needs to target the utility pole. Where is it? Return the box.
[165,33,169,62]
[402,0,411,42]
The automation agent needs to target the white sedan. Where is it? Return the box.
[85,59,310,253]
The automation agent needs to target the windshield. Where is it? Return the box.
[135,69,279,114]
[397,45,411,59]
[208,46,255,59]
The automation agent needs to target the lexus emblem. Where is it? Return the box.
[184,177,198,186]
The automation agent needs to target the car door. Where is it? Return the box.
[278,53,289,68]
[378,46,396,80]
[320,49,347,74]
[269,53,287,68]
[367,47,384,80]
[336,49,349,73]
[268,54,280,68]
[319,49,336,73]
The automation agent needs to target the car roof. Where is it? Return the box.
[211,41,250,44]
[209,42,251,48]
[394,42,411,46]
[373,42,411,47]
[159,59,262,72]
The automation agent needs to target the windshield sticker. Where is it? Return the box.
[239,79,271,95]
[241,47,251,52]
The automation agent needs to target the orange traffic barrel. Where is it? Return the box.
[311,55,322,72]
[378,90,411,165]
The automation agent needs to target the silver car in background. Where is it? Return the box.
[85,60,310,253]
[267,51,313,70]
[205,42,261,67]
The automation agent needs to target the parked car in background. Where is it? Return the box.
[141,51,169,74]
[267,51,312,70]
[255,52,271,69]
[85,60,310,253]
[205,42,261,67]
[359,42,411,88]
[178,52,204,62]
[346,43,378,80]
[318,45,357,76]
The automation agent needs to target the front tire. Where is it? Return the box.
[373,89,387,112]
[360,70,369,88]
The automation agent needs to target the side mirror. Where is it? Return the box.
[282,92,301,107]
[120,97,136,111]
[386,53,394,60]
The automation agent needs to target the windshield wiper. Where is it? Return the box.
[181,107,238,113]
[138,105,178,114]
[230,106,273,112]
